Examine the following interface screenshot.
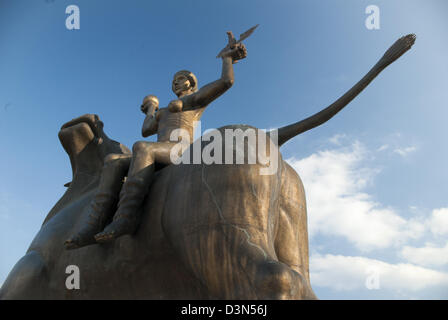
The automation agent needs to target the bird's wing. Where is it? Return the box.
[237,24,259,43]
[217,24,259,58]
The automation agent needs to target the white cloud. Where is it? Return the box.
[427,208,448,236]
[328,134,346,145]
[286,142,424,251]
[285,136,447,299]
[393,146,417,157]
[400,242,448,268]
[310,253,448,298]
[377,144,389,152]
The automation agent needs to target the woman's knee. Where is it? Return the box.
[132,141,152,154]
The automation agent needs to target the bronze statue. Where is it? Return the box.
[65,38,248,249]
[0,29,415,299]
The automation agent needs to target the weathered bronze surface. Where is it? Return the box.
[0,31,415,300]
[63,36,248,249]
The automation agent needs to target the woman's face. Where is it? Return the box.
[172,75,191,96]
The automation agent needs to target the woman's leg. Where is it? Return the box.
[95,141,175,242]
[65,153,131,249]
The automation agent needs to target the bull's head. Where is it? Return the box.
[43,114,130,225]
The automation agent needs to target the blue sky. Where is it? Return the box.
[1,0,447,299]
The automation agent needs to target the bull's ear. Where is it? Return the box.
[64,182,71,188]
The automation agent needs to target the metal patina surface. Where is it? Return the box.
[0,30,415,299]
